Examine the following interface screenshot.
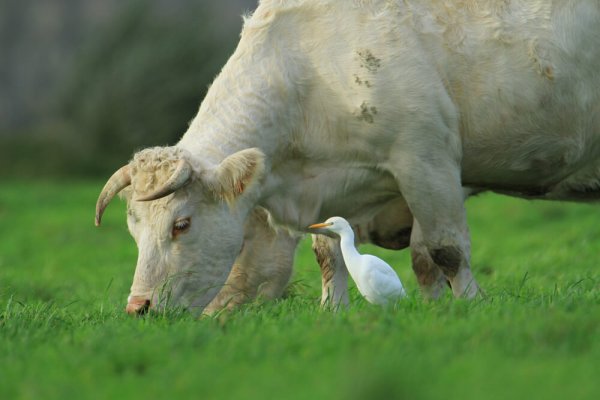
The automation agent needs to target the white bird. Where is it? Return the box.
[309,216,406,306]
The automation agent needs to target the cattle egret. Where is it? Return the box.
[309,217,406,306]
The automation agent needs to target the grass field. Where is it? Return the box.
[1,181,599,399]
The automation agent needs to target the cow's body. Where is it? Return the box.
[183,0,600,229]
[96,0,600,314]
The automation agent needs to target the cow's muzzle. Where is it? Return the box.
[126,296,151,315]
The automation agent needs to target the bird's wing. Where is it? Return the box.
[363,256,406,298]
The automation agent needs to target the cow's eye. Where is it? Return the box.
[172,218,191,237]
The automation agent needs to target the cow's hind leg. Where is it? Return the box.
[390,114,480,297]
[397,162,478,297]
[410,219,450,299]
[204,208,299,314]
[312,233,349,309]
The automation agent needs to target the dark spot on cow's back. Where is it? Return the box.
[357,101,378,124]
[354,74,372,88]
[357,49,381,72]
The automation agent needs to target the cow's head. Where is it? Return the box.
[95,146,265,315]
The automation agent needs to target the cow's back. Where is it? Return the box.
[250,0,600,194]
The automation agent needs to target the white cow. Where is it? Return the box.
[96,0,600,314]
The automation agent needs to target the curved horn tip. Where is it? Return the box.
[94,165,131,227]
[95,199,106,226]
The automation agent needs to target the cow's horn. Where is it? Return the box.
[135,159,193,202]
[95,165,131,226]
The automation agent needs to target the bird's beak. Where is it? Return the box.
[308,222,333,229]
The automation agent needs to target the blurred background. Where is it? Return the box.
[0,0,258,178]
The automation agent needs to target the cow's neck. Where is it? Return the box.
[176,31,324,229]
[178,31,302,169]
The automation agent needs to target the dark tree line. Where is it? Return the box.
[0,0,257,177]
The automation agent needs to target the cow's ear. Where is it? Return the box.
[206,148,265,204]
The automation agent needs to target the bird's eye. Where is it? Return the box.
[172,217,191,237]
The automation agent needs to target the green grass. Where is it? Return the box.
[1,181,599,399]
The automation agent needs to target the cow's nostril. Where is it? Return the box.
[126,297,151,315]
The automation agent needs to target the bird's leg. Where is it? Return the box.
[312,233,349,310]
[410,220,449,299]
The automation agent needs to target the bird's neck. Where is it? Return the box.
[338,230,362,273]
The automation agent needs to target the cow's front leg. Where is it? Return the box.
[312,233,349,309]
[410,219,449,299]
[204,208,299,314]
